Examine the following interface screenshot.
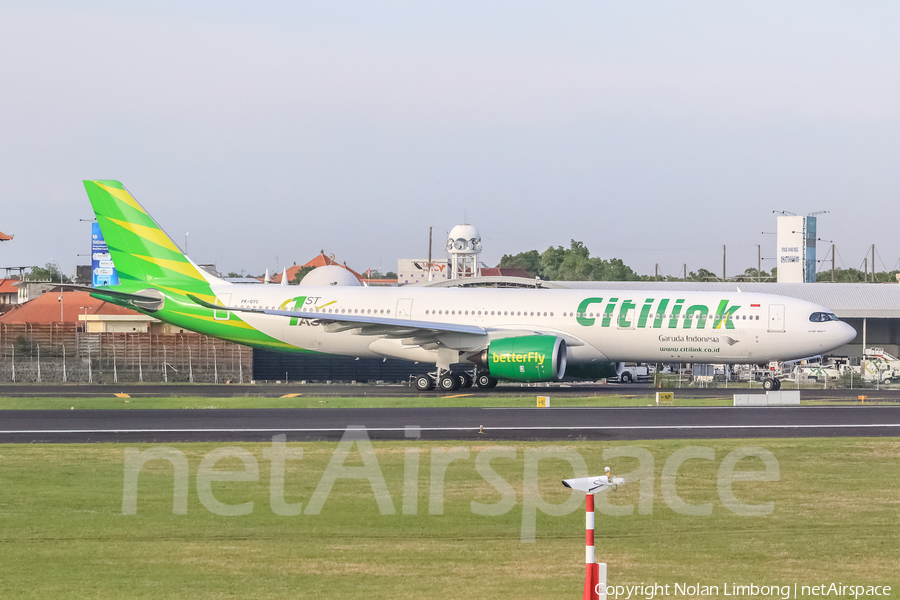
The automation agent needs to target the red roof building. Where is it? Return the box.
[0,231,12,241]
[0,290,141,325]
[0,279,18,305]
[270,252,364,284]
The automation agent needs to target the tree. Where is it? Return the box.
[290,266,316,285]
[365,269,397,280]
[539,244,570,280]
[27,263,69,283]
[738,267,772,282]
[685,268,718,282]
[499,249,542,278]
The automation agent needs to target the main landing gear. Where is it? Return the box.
[413,369,498,392]
[762,377,782,391]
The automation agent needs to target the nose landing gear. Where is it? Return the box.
[762,377,782,391]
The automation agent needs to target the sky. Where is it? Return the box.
[2,1,900,279]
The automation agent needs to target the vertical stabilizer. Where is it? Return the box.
[82,180,218,292]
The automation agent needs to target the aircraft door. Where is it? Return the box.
[214,294,231,321]
[396,298,413,319]
[768,304,784,332]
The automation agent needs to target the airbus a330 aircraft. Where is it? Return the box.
[79,180,856,391]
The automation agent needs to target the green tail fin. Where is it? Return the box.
[83,180,213,291]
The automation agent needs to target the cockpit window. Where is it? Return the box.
[809,312,840,323]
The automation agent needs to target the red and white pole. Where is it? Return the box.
[583,493,607,600]
[584,493,597,599]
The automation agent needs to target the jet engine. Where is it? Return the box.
[470,335,567,382]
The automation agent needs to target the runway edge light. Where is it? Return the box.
[562,467,624,600]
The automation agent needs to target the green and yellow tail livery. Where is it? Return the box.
[82,180,297,351]
[82,180,214,294]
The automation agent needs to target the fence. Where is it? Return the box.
[0,323,251,384]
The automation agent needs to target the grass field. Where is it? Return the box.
[0,394,736,410]
[1,437,898,599]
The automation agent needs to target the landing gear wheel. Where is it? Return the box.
[773,378,782,391]
[762,378,776,391]
[476,374,499,388]
[439,373,461,391]
[458,373,474,388]
[414,375,435,391]
[620,371,633,384]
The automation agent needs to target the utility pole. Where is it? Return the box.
[872,244,876,283]
[723,245,726,281]
[427,227,433,282]
[683,264,687,280]
[864,258,868,282]
[757,245,761,282]
[831,244,835,283]
[655,263,659,281]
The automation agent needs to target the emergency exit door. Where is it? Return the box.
[768,304,784,332]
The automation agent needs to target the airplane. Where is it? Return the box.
[78,180,857,392]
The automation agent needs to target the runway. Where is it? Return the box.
[1,383,899,402]
[2,405,899,443]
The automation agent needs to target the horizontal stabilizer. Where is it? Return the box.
[56,284,162,303]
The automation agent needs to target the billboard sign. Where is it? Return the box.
[776,216,804,283]
[91,222,120,286]
[776,215,816,283]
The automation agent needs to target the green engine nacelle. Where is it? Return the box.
[478,335,567,382]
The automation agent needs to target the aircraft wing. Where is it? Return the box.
[187,294,487,336]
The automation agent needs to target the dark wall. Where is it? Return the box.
[252,349,417,382]
[833,318,900,361]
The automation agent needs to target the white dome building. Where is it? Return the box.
[299,265,362,287]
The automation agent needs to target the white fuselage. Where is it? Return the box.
[209,284,857,368]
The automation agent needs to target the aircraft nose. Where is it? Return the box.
[837,321,857,345]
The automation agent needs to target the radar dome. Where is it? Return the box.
[446,224,482,253]
[299,265,362,287]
